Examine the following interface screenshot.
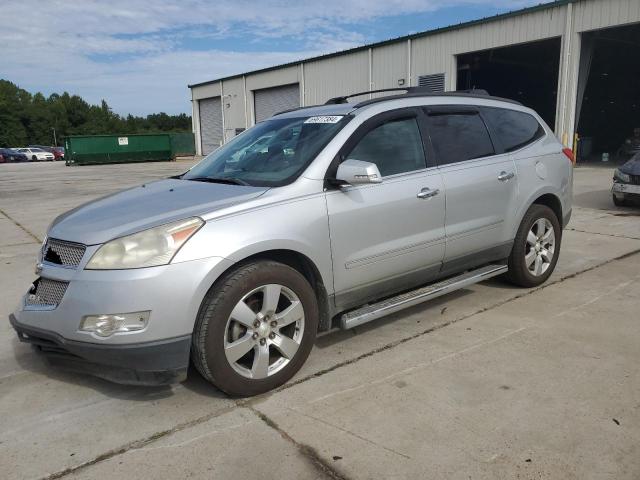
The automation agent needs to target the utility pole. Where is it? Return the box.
[51,127,57,147]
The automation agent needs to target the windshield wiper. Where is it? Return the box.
[185,176,250,186]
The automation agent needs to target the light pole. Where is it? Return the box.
[51,127,57,147]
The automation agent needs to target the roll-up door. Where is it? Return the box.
[199,97,223,154]
[254,84,300,122]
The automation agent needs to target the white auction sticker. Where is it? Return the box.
[118,137,129,146]
[304,116,344,124]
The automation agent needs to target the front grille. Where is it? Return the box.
[630,175,640,185]
[25,278,69,307]
[44,238,86,267]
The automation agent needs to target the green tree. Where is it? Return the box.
[0,79,192,147]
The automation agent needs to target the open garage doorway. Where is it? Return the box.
[575,23,640,163]
[457,38,561,130]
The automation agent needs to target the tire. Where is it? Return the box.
[31,155,37,162]
[192,260,319,396]
[505,204,561,288]
[612,194,627,207]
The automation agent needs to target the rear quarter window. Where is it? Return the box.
[481,107,545,153]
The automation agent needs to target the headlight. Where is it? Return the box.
[86,217,203,270]
[614,169,631,183]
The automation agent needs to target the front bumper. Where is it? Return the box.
[11,255,233,384]
[11,314,189,385]
[612,182,640,197]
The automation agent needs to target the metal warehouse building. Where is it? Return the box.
[189,0,640,161]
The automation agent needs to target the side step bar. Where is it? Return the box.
[340,264,508,330]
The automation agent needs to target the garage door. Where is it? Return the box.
[254,84,300,122]
[199,97,223,155]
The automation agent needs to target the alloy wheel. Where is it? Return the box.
[223,284,305,379]
[525,218,555,277]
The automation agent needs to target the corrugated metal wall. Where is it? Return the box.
[304,50,369,105]
[221,77,245,142]
[371,42,408,96]
[574,0,640,32]
[189,0,640,150]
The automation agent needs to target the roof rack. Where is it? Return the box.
[324,87,521,107]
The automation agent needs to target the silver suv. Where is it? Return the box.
[10,89,574,396]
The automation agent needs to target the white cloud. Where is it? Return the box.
[0,0,540,115]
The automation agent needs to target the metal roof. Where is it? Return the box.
[188,0,574,89]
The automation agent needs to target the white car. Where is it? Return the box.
[17,148,55,162]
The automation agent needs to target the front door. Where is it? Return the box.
[325,109,446,310]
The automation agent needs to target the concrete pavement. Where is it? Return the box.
[1,161,639,479]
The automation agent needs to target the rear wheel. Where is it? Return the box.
[506,204,561,288]
[31,155,37,161]
[192,260,318,396]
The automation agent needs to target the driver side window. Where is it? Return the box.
[346,117,426,177]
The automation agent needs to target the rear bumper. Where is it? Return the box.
[10,313,190,385]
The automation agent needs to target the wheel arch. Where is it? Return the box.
[206,248,334,333]
[514,189,565,238]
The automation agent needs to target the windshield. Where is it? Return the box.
[183,115,350,187]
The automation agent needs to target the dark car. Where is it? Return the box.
[28,145,65,161]
[0,148,29,163]
[612,153,640,206]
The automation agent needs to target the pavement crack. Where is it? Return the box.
[0,207,42,243]
[41,403,242,480]
[567,227,640,241]
[284,406,412,460]
[248,405,351,480]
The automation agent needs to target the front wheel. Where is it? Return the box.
[506,204,561,288]
[31,155,37,162]
[191,260,318,396]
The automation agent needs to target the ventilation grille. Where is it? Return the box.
[25,278,69,307]
[418,73,445,93]
[43,238,86,268]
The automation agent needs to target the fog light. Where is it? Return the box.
[80,311,150,337]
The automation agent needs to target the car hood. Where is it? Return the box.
[48,179,269,245]
[620,154,640,175]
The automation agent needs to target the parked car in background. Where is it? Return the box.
[10,89,574,396]
[29,145,65,161]
[612,152,640,206]
[17,147,55,161]
[0,148,29,163]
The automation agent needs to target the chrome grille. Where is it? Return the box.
[25,278,69,307]
[44,238,86,267]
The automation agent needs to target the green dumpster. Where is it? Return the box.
[65,133,195,166]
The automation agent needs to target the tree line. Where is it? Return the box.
[0,79,191,148]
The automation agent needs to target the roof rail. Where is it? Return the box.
[324,87,492,105]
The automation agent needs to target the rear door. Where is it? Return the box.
[425,106,517,272]
[326,108,446,310]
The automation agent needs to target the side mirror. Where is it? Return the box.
[335,159,383,186]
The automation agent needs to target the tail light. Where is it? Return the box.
[562,148,575,165]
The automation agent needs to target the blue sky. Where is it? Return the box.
[0,0,544,116]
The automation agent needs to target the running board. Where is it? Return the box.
[340,264,508,330]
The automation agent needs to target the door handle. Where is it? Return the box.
[417,188,440,199]
[498,171,515,182]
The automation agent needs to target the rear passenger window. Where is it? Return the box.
[426,113,494,165]
[482,108,545,152]
[346,117,426,177]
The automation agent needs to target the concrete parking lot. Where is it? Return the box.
[1,161,639,480]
